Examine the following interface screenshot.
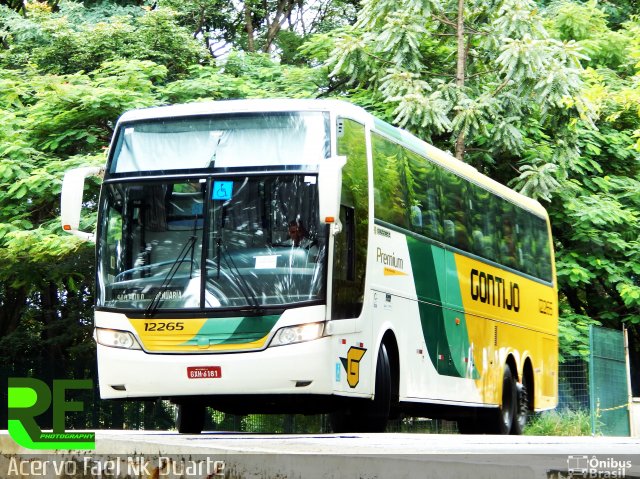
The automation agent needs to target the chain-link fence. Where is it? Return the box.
[558,359,590,412]
[589,326,631,436]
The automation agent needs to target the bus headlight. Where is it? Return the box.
[270,322,325,347]
[95,328,142,350]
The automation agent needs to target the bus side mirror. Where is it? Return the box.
[318,156,346,229]
[61,166,104,242]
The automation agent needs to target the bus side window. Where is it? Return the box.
[532,215,552,282]
[334,118,369,320]
[105,204,123,277]
[467,183,483,257]
[332,204,361,319]
[440,169,469,251]
[514,207,532,274]
[372,133,407,228]
[468,183,497,261]
[335,205,356,282]
[498,202,517,269]
[405,149,442,241]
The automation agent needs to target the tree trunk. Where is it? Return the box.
[454,0,466,161]
[0,284,27,337]
[244,2,255,52]
[263,0,296,53]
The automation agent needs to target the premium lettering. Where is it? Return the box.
[376,248,404,270]
[470,268,520,312]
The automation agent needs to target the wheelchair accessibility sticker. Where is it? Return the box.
[212,181,233,200]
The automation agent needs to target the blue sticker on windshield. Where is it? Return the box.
[212,181,233,200]
[191,202,203,215]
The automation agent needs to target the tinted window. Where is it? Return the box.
[467,182,498,261]
[334,119,369,319]
[406,149,442,241]
[371,132,553,282]
[372,133,408,228]
[440,169,469,251]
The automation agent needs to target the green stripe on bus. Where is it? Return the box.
[407,237,478,379]
[406,237,449,373]
[442,250,479,379]
[181,315,281,346]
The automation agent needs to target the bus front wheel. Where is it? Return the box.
[331,342,392,433]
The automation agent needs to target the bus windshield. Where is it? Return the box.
[97,175,327,312]
[108,112,330,174]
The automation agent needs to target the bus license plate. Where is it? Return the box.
[187,366,222,379]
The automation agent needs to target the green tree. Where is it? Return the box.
[160,0,358,62]
[0,0,327,430]
[0,2,207,78]
[304,0,640,361]
[512,3,640,358]
[310,0,587,165]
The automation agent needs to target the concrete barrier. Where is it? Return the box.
[2,431,640,479]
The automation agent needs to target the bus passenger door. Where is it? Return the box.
[331,118,371,396]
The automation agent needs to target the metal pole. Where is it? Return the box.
[623,325,635,437]
[589,325,596,435]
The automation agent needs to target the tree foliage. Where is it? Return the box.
[0,0,638,429]
[303,0,640,359]
[0,0,326,429]
[310,0,587,167]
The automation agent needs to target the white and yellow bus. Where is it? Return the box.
[61,99,558,434]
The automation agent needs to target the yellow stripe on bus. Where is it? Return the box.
[384,267,407,276]
[129,318,270,352]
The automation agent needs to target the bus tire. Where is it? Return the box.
[176,402,205,434]
[492,364,517,434]
[366,342,392,432]
[331,342,391,433]
[511,378,529,435]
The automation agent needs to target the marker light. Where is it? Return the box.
[270,322,325,347]
[95,328,142,350]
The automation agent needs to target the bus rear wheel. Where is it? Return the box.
[176,401,206,434]
[493,365,517,434]
[511,376,529,435]
[331,342,391,433]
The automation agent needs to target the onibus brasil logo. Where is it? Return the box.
[8,378,95,450]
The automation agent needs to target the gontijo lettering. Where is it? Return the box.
[470,268,520,312]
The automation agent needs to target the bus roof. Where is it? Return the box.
[116,99,547,219]
[116,98,367,123]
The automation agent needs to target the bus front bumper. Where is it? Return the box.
[96,336,334,400]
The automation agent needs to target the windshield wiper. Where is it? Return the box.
[220,243,262,312]
[145,235,196,318]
